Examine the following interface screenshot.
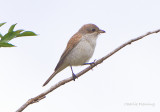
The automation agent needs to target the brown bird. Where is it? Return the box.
[43,24,105,86]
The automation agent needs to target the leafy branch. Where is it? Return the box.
[0,22,37,47]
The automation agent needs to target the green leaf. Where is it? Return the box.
[0,31,20,43]
[0,22,6,27]
[17,31,37,37]
[15,29,24,33]
[0,23,37,47]
[0,42,15,47]
[8,23,17,33]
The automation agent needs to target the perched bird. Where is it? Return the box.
[43,24,105,86]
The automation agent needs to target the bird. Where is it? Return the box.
[43,23,105,86]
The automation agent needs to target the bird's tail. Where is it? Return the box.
[43,70,59,86]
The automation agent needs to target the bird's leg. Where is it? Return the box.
[70,65,77,81]
[83,59,97,66]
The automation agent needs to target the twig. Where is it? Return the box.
[16,29,160,112]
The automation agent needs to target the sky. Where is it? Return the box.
[1,0,160,112]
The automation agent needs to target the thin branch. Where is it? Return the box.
[16,29,160,112]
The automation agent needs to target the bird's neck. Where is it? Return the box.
[82,33,98,48]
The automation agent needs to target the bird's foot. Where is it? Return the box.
[83,60,97,70]
[83,59,96,66]
[72,73,77,81]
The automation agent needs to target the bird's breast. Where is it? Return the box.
[65,35,97,65]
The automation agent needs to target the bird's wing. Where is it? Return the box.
[55,33,82,71]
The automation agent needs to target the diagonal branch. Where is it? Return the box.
[16,29,160,112]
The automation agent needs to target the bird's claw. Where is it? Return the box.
[83,59,96,66]
[72,73,77,81]
[83,59,97,71]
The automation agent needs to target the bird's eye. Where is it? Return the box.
[91,29,96,32]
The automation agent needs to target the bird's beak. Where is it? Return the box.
[98,29,105,33]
